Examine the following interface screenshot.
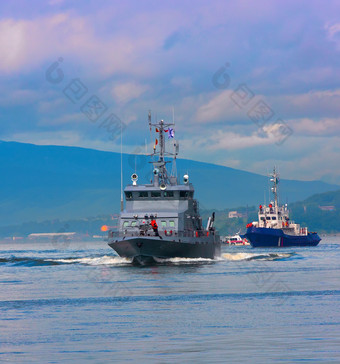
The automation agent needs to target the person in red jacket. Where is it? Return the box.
[150,219,159,236]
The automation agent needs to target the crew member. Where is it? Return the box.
[150,219,159,236]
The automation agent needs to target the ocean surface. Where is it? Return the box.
[0,236,339,363]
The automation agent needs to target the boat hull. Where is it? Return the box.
[243,227,321,248]
[108,236,221,264]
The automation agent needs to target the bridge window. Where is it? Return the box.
[180,191,188,198]
[131,221,137,227]
[272,217,277,220]
[161,221,167,227]
[123,221,129,227]
[125,192,133,199]
[139,191,148,198]
[151,191,161,197]
[266,217,271,220]
[164,191,174,198]
[169,221,175,227]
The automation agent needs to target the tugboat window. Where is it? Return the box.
[180,191,188,198]
[169,221,175,227]
[272,217,277,220]
[131,221,137,227]
[125,192,133,199]
[161,221,167,227]
[139,191,148,198]
[151,191,161,197]
[164,191,174,198]
[123,221,129,227]
[266,217,271,220]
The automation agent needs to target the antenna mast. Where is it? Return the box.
[149,112,176,185]
[120,121,123,212]
[270,167,279,211]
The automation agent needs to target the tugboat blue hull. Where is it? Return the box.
[243,227,321,248]
[108,236,221,264]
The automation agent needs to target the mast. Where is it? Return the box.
[120,120,124,212]
[148,111,177,186]
[269,167,279,211]
[159,119,165,162]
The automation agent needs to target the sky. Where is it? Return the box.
[1,0,340,183]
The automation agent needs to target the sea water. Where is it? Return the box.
[0,237,339,363]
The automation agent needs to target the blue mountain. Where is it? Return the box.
[0,140,338,227]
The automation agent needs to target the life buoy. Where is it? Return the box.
[164,230,173,237]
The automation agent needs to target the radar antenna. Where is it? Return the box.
[148,111,177,186]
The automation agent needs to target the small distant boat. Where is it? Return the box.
[242,168,321,248]
[224,233,250,246]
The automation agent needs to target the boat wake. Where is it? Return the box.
[221,252,295,261]
[0,255,132,267]
[153,257,215,265]
[0,252,295,267]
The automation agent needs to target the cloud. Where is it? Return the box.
[289,117,340,137]
[0,14,74,73]
[0,88,40,106]
[179,128,275,154]
[111,82,149,103]
[325,21,340,49]
[0,12,174,77]
[247,135,340,183]
[38,113,85,126]
[49,0,65,5]
[1,0,340,184]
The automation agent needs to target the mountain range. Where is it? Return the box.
[0,140,339,227]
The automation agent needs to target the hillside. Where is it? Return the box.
[289,189,340,233]
[2,189,340,237]
[0,140,338,227]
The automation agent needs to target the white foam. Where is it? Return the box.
[48,255,132,265]
[221,252,293,261]
[221,253,256,261]
[154,256,214,264]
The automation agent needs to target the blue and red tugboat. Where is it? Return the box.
[243,168,321,248]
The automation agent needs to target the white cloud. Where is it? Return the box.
[179,128,274,154]
[290,117,340,137]
[190,90,253,124]
[111,82,149,103]
[38,113,85,126]
[248,135,340,183]
[325,21,340,49]
[266,89,340,120]
[0,10,187,77]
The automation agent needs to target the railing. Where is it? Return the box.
[109,229,214,238]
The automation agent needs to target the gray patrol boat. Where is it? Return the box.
[107,113,221,264]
